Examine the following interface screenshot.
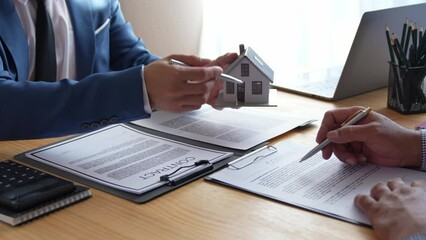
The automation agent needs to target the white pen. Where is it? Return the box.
[169,59,244,84]
[299,107,372,162]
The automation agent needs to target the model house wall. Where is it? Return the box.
[223,45,274,105]
[225,59,270,103]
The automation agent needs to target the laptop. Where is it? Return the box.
[274,3,426,100]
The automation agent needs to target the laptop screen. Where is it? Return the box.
[273,3,426,100]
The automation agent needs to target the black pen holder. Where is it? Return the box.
[387,62,426,114]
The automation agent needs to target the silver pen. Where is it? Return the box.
[299,107,372,162]
[169,59,244,84]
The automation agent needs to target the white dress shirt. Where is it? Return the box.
[13,0,76,80]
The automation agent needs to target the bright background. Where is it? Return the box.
[122,0,426,74]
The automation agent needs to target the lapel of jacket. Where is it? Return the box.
[0,0,29,81]
[66,0,95,79]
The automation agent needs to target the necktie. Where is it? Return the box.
[35,0,57,82]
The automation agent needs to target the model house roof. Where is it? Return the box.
[224,46,274,82]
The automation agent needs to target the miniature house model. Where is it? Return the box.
[223,44,274,104]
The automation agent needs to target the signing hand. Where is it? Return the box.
[316,106,421,168]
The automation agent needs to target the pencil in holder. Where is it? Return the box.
[387,62,426,114]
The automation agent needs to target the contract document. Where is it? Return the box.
[207,141,426,225]
[25,124,233,194]
[132,105,314,151]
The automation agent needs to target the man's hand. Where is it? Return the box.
[144,54,223,112]
[316,107,421,168]
[355,178,426,240]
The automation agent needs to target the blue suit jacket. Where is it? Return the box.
[0,0,159,140]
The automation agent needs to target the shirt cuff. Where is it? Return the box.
[141,65,153,114]
[420,130,426,171]
[404,232,426,240]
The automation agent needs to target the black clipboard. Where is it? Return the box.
[14,124,264,203]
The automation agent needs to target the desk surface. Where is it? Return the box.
[1,88,424,240]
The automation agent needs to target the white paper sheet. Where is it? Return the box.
[207,141,426,225]
[26,124,233,194]
[132,105,314,150]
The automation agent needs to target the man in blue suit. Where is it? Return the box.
[0,0,237,140]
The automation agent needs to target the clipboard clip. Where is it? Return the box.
[160,160,213,186]
[228,145,277,170]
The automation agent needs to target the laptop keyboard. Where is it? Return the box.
[302,79,337,96]
[277,66,343,98]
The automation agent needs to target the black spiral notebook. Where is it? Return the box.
[0,160,91,226]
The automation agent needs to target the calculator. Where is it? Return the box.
[0,160,76,211]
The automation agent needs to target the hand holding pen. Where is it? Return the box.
[300,107,371,162]
[144,54,237,112]
[300,107,422,168]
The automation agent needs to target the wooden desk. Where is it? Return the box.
[0,88,424,240]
